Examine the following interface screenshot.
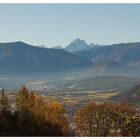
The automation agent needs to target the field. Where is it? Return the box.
[42,90,119,106]
[6,90,119,111]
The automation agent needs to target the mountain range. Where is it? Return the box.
[0,41,92,74]
[0,39,140,75]
[74,42,140,67]
[74,42,140,74]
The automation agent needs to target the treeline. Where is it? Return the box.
[0,86,140,136]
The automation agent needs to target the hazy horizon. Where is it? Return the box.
[1,39,140,49]
[0,4,140,47]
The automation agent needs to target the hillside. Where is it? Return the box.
[0,41,92,74]
[73,42,140,75]
[57,76,140,91]
[75,42,140,67]
[110,83,140,105]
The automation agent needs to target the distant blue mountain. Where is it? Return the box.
[65,38,91,52]
[52,45,63,49]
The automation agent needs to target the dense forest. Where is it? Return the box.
[0,86,139,136]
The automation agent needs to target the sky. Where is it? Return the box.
[0,4,140,48]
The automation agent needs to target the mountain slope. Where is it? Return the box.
[73,42,140,75]
[75,42,140,67]
[93,60,127,74]
[122,83,140,105]
[0,41,92,74]
[63,76,140,91]
[110,83,140,105]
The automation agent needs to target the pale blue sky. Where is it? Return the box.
[0,4,140,47]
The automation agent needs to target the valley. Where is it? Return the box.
[4,87,120,121]
[0,3,140,136]
[0,39,140,136]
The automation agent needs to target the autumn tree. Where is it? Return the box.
[15,86,68,136]
[125,114,140,136]
[109,102,140,136]
[46,102,69,135]
[16,86,29,111]
[73,102,140,136]
[73,102,112,136]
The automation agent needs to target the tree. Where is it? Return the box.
[109,102,139,136]
[0,88,10,112]
[125,114,140,136]
[0,89,13,135]
[46,102,69,135]
[73,102,140,136]
[16,86,29,111]
[15,86,67,136]
[73,102,112,136]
